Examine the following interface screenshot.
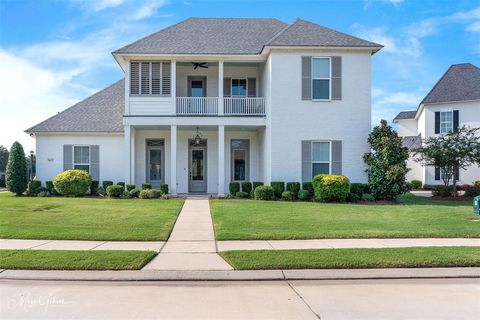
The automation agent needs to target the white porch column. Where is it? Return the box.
[171,59,176,115]
[218,60,224,115]
[218,125,225,196]
[170,125,177,195]
[124,125,133,184]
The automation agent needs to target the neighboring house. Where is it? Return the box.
[394,63,480,185]
[26,18,382,195]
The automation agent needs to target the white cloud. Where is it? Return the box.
[467,21,480,32]
[72,0,124,12]
[364,0,404,9]
[130,0,168,21]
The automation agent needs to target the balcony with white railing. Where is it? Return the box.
[176,97,218,115]
[223,97,265,116]
[176,97,265,116]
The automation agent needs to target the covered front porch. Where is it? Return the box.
[123,122,267,195]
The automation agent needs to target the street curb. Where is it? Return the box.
[1,268,479,281]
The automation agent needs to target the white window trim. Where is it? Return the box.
[231,78,248,98]
[311,57,332,102]
[439,110,453,134]
[73,145,91,173]
[311,141,332,177]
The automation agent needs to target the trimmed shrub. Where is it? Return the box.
[46,181,54,193]
[350,183,365,199]
[252,181,264,192]
[465,185,480,198]
[241,182,253,194]
[270,181,285,199]
[97,186,106,196]
[53,170,92,196]
[139,189,162,199]
[229,182,240,195]
[432,185,454,197]
[346,192,360,203]
[102,181,113,190]
[410,180,422,189]
[281,191,294,201]
[117,182,125,188]
[106,185,124,198]
[286,182,301,198]
[312,174,351,203]
[129,188,141,198]
[6,141,28,195]
[126,184,136,192]
[362,193,375,201]
[141,183,152,190]
[254,185,274,200]
[236,191,250,199]
[90,180,99,195]
[26,180,42,196]
[298,190,311,201]
[160,184,169,195]
[302,182,314,196]
[37,190,49,197]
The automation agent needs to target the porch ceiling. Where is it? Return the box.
[132,125,265,132]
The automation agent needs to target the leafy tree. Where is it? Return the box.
[6,141,28,195]
[0,145,8,172]
[363,120,410,201]
[413,126,480,196]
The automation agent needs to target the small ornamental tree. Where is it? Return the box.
[413,126,480,197]
[6,141,28,195]
[363,120,410,201]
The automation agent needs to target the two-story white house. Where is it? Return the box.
[394,63,480,185]
[26,18,382,195]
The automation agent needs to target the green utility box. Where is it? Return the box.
[474,195,480,214]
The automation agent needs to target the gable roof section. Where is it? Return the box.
[421,63,480,104]
[393,111,417,122]
[266,19,381,49]
[402,135,422,150]
[113,18,382,55]
[26,79,124,134]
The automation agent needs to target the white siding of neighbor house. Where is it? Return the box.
[397,119,418,137]
[267,49,372,183]
[35,133,124,184]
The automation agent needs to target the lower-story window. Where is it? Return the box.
[311,141,330,177]
[73,146,90,173]
[231,139,249,181]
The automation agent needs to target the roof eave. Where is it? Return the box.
[261,45,383,55]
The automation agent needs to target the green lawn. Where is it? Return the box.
[0,193,184,241]
[0,249,157,270]
[211,194,480,240]
[220,247,480,270]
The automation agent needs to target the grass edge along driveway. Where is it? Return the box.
[211,194,479,240]
[220,247,480,270]
[0,193,184,241]
[0,250,157,270]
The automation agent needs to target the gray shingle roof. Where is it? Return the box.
[114,18,382,55]
[393,111,417,122]
[402,135,422,150]
[267,19,382,48]
[421,63,480,104]
[26,79,124,133]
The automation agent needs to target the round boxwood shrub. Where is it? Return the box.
[106,185,124,198]
[90,180,99,195]
[235,191,250,199]
[160,184,169,195]
[346,192,360,203]
[281,191,294,201]
[362,193,375,202]
[349,183,365,199]
[302,182,314,197]
[298,189,311,201]
[270,181,285,199]
[286,182,301,198]
[129,188,141,198]
[6,141,28,195]
[252,181,264,191]
[410,180,422,189]
[141,183,152,190]
[126,184,136,192]
[116,182,125,188]
[102,181,113,190]
[139,189,162,199]
[254,185,274,200]
[229,182,240,195]
[241,182,253,194]
[97,186,106,196]
[312,174,351,203]
[26,180,42,196]
[53,170,92,196]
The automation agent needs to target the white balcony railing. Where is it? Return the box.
[176,97,218,115]
[224,97,265,115]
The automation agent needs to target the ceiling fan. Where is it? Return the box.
[192,62,208,70]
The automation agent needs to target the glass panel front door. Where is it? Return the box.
[191,150,204,181]
[148,148,162,182]
[189,146,207,193]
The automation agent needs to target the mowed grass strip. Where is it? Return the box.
[0,250,157,270]
[211,194,479,240]
[220,247,480,270]
[0,193,184,241]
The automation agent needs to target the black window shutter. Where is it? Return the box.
[435,167,440,181]
[434,112,440,134]
[453,110,459,131]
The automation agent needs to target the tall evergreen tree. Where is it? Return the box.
[6,141,28,195]
[363,120,410,201]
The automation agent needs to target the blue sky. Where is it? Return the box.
[0,0,479,151]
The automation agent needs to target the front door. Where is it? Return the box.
[147,146,163,188]
[189,142,207,193]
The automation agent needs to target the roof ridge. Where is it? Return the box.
[263,19,296,46]
[25,79,124,133]
[419,64,455,106]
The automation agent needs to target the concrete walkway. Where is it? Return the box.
[142,198,233,271]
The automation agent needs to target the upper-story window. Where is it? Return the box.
[312,57,331,100]
[440,111,453,133]
[130,61,171,96]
